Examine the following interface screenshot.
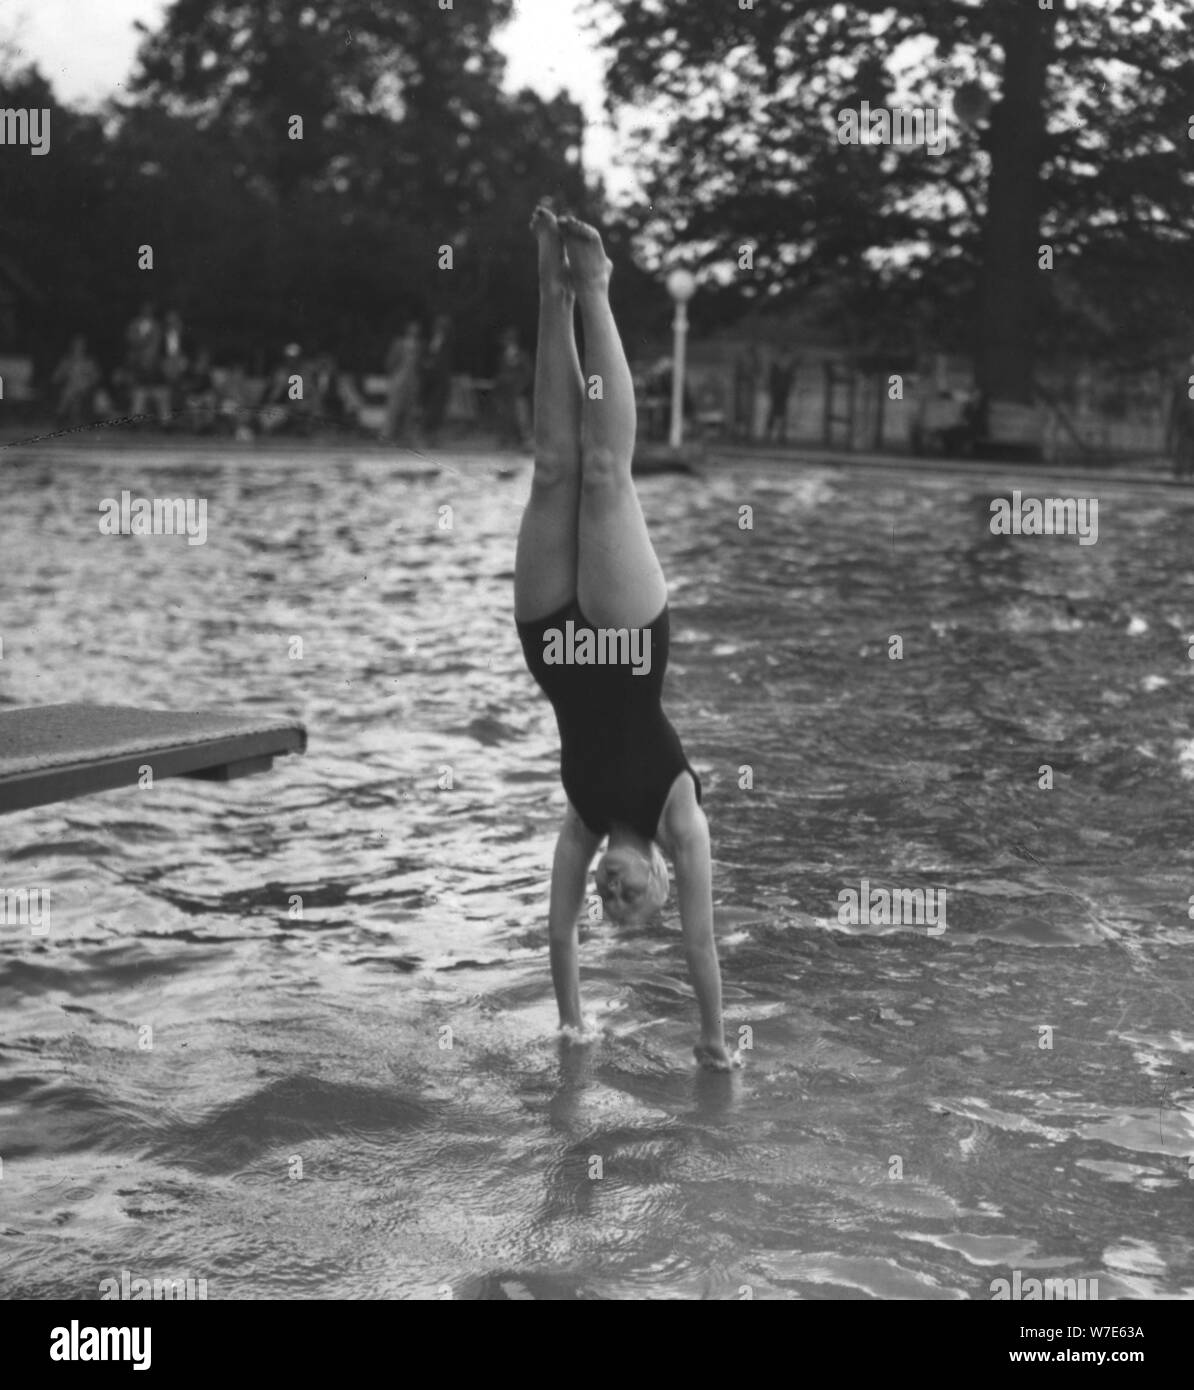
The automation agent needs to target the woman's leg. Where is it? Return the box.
[514,207,586,622]
[560,217,667,630]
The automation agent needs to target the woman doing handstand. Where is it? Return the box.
[515,207,734,1070]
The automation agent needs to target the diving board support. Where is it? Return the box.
[188,754,277,782]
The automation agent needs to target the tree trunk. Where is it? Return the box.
[977,5,1057,406]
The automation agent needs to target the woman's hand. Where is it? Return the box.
[694,1039,741,1071]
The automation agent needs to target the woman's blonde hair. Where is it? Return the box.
[645,843,670,911]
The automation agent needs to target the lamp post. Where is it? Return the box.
[666,268,697,450]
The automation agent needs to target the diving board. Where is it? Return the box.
[0,704,307,814]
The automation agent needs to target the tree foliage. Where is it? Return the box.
[594,0,1194,388]
[1,0,590,374]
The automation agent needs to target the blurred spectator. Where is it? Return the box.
[260,342,308,435]
[1165,354,1194,480]
[382,321,423,443]
[766,349,796,442]
[643,357,693,441]
[638,357,670,441]
[126,301,171,425]
[308,351,366,432]
[693,376,728,437]
[734,346,761,440]
[161,309,190,419]
[940,388,986,456]
[494,327,532,447]
[51,334,101,424]
[181,346,218,431]
[219,360,258,440]
[421,314,455,443]
[93,378,117,420]
[332,358,367,429]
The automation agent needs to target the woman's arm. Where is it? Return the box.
[663,786,735,1069]
[548,805,602,1032]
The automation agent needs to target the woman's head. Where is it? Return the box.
[594,839,669,925]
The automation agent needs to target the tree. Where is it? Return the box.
[117,0,589,369]
[593,0,1194,414]
[0,58,120,365]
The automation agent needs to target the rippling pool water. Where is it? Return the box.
[2,445,1193,1300]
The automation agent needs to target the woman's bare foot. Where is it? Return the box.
[557,215,613,295]
[530,204,572,298]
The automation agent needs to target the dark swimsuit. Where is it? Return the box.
[517,598,701,841]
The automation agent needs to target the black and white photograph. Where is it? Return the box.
[0,0,1190,1334]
